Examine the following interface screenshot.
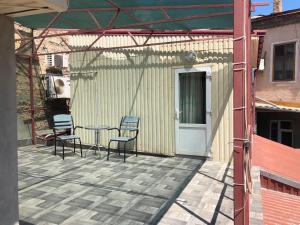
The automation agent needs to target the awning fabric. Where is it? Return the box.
[15,0,233,30]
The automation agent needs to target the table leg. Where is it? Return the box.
[85,129,103,158]
[85,144,94,157]
[95,130,101,158]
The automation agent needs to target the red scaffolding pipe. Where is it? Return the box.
[233,0,251,224]
[35,36,230,56]
[31,30,264,56]
[16,29,265,43]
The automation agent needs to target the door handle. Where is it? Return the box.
[175,110,182,120]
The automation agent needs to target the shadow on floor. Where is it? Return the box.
[159,155,234,225]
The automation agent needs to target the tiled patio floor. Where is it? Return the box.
[159,160,234,225]
[18,145,203,225]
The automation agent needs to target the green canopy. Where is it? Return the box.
[15,0,233,30]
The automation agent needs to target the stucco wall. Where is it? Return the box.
[0,15,19,225]
[256,23,300,103]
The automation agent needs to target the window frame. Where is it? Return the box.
[269,120,294,147]
[270,40,298,83]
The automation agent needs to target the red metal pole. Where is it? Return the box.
[36,36,228,56]
[233,0,250,224]
[16,29,234,41]
[245,0,251,223]
[29,30,36,145]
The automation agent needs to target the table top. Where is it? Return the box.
[84,125,110,130]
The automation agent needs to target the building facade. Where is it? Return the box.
[253,8,300,148]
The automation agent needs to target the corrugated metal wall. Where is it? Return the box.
[69,35,233,162]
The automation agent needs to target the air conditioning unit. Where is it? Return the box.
[0,0,68,17]
[45,74,70,99]
[46,54,69,68]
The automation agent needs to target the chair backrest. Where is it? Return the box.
[53,114,74,132]
[120,116,140,129]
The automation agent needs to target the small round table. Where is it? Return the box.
[84,125,110,158]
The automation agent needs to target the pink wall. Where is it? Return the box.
[256,23,300,103]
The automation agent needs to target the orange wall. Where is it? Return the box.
[256,23,300,103]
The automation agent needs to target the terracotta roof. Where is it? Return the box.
[252,135,300,183]
[253,135,300,224]
[261,188,300,225]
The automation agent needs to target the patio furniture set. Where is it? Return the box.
[53,114,139,162]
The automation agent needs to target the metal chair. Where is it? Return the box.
[107,116,139,162]
[53,114,83,160]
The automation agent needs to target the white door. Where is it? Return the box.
[175,67,212,156]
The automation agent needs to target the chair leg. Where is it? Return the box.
[62,141,65,160]
[79,139,82,157]
[73,139,76,153]
[118,141,121,155]
[54,138,57,156]
[136,138,138,157]
[123,142,126,162]
[107,141,111,161]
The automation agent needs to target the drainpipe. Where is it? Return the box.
[252,69,257,135]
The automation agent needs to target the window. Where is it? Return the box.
[179,72,206,124]
[269,120,293,147]
[273,42,296,81]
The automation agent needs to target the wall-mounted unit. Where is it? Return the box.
[45,74,70,99]
[0,0,68,17]
[46,54,69,68]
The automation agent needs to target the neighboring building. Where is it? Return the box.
[15,24,71,144]
[15,24,49,144]
[34,30,70,75]
[253,4,300,148]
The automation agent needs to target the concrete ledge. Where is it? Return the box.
[18,139,32,147]
[250,166,264,225]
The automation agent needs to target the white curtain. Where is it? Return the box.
[179,72,206,124]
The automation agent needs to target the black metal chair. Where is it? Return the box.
[53,114,82,160]
[107,116,139,162]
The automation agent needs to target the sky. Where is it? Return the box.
[252,0,300,16]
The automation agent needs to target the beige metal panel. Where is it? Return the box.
[70,35,234,161]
